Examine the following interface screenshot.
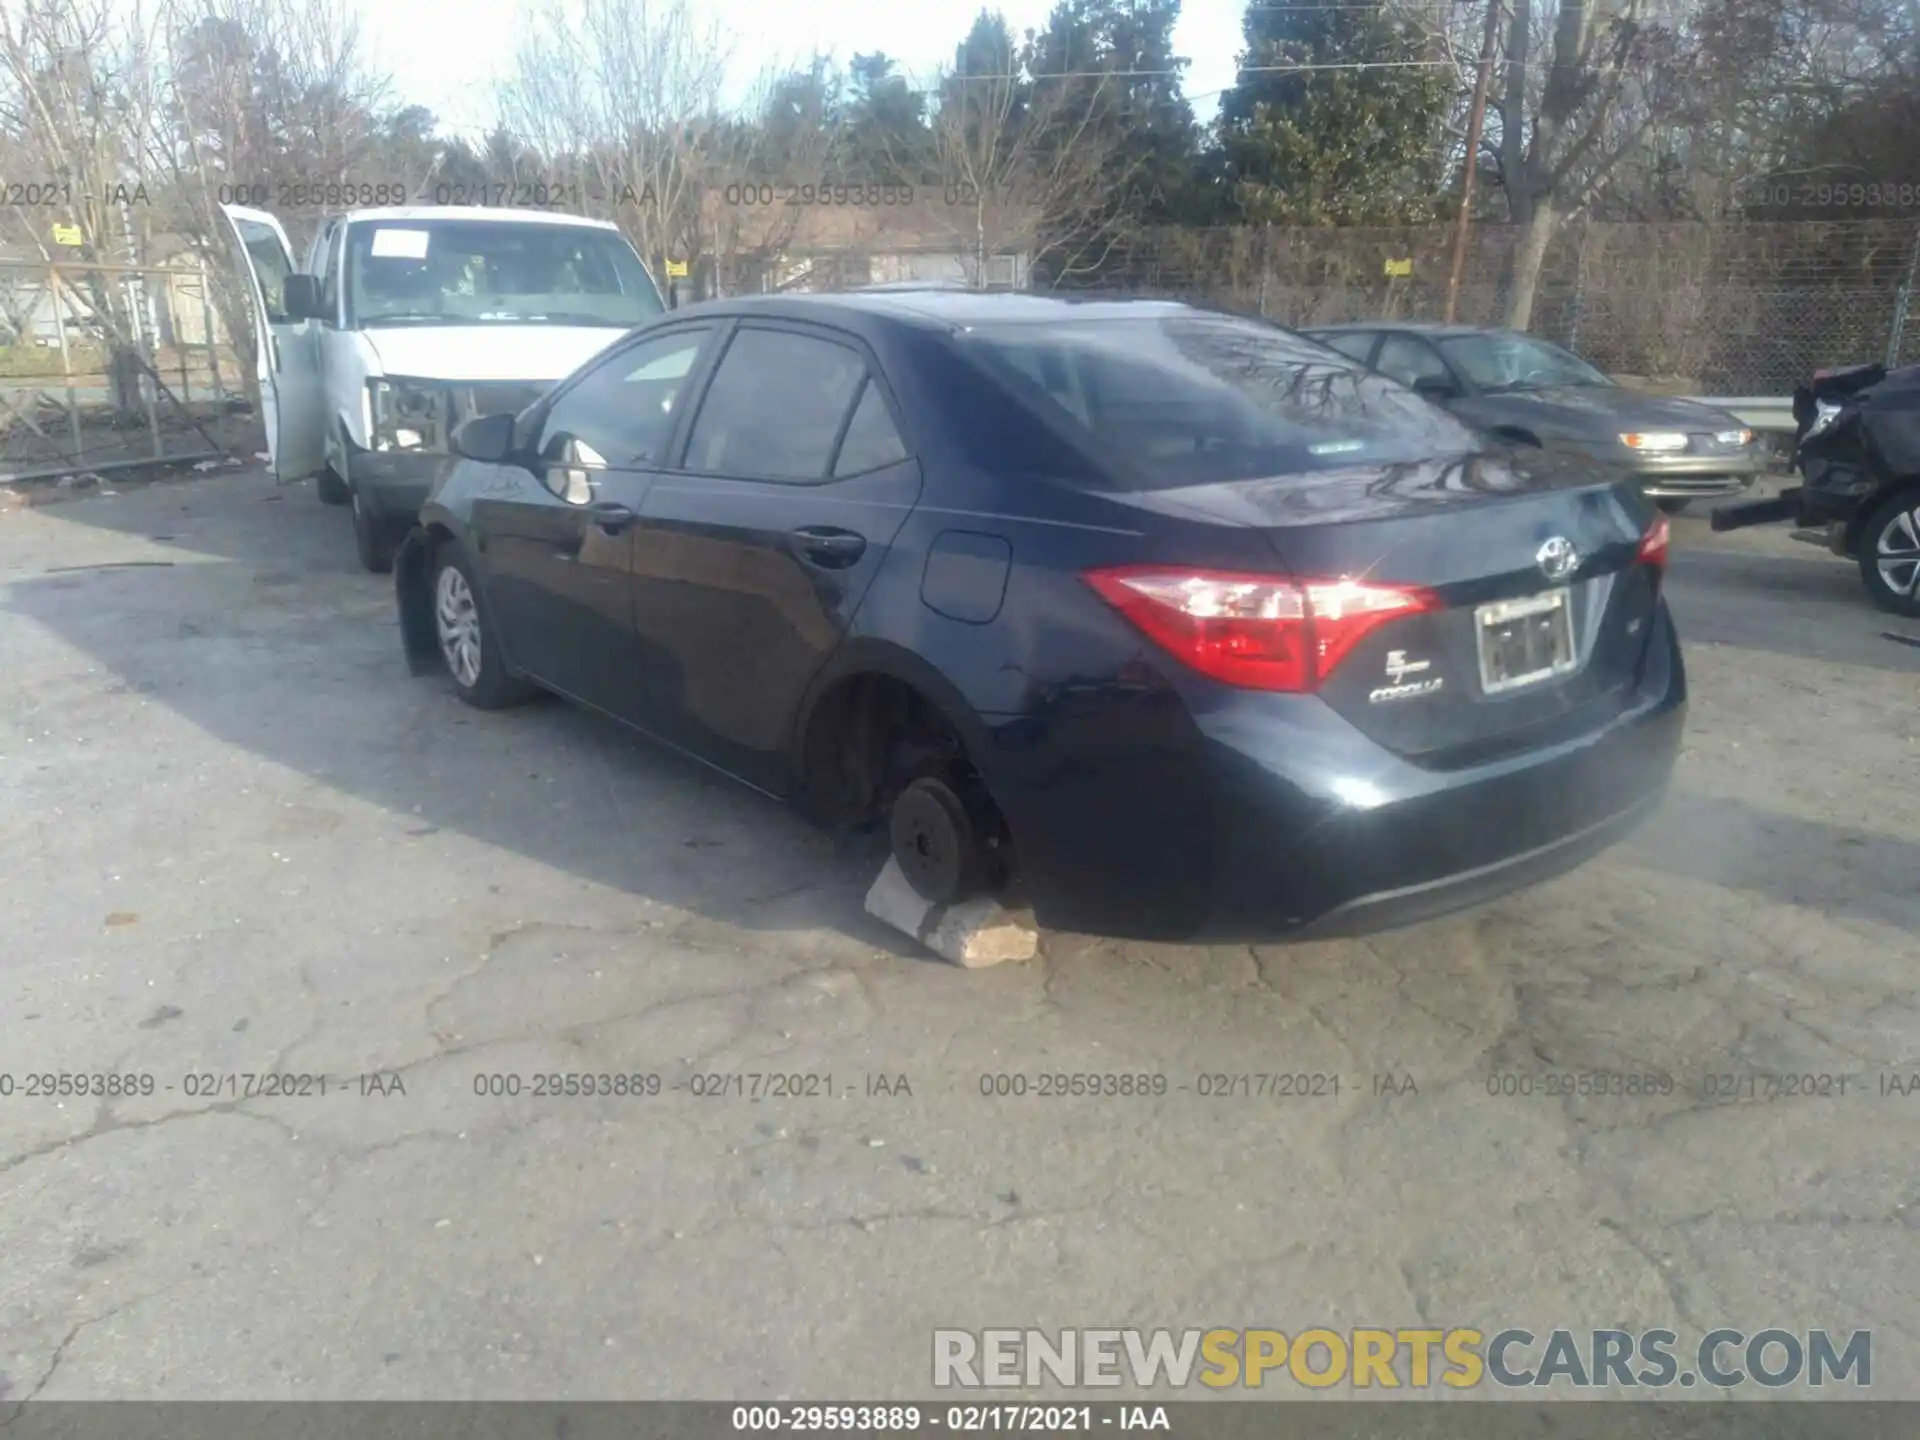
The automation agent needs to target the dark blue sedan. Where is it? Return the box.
[393,291,1685,941]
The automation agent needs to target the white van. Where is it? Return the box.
[221,204,665,571]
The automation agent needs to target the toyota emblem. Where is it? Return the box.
[1536,536,1579,583]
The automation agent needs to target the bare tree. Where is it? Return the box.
[138,0,396,396]
[498,0,733,279]
[1493,0,1700,326]
[0,0,167,414]
[923,68,1138,289]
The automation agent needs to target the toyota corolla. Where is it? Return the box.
[393,291,1685,941]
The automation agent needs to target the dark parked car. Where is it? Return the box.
[1712,360,1920,615]
[1302,323,1764,513]
[393,293,1686,942]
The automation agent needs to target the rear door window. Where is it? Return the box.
[681,327,868,480]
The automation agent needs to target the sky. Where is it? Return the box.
[351,0,1245,138]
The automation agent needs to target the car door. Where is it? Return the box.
[471,323,720,721]
[630,321,924,792]
[219,204,325,481]
[311,217,358,457]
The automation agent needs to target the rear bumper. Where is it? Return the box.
[1285,786,1664,940]
[990,606,1686,942]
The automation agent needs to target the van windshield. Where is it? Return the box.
[343,219,664,329]
[958,316,1483,489]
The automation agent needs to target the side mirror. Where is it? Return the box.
[284,274,324,321]
[1412,375,1459,402]
[450,411,518,464]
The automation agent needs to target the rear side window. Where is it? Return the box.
[911,337,1102,484]
[958,316,1482,489]
[1315,332,1378,364]
[833,380,908,476]
[1375,334,1451,388]
[684,328,867,480]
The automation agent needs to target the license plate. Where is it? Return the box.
[1475,590,1576,694]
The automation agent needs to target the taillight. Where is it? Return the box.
[1082,566,1437,693]
[1637,513,1670,572]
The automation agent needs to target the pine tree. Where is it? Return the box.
[1216,0,1450,225]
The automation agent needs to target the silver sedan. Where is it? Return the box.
[1304,323,1766,513]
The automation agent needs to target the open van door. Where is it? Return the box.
[220,203,325,482]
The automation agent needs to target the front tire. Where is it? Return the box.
[1858,489,1920,617]
[431,542,533,709]
[352,487,394,574]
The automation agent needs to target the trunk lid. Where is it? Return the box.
[1118,449,1664,764]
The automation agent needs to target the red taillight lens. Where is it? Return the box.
[1637,513,1670,572]
[1083,566,1437,693]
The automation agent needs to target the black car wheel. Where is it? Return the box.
[351,487,394,574]
[1858,489,1920,617]
[890,775,987,907]
[316,465,350,506]
[431,542,533,709]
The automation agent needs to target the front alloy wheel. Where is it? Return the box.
[435,563,483,689]
[1860,492,1920,617]
[426,545,533,710]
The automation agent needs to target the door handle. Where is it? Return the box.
[790,526,867,568]
[589,500,636,535]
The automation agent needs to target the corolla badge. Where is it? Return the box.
[1536,535,1580,583]
[1369,648,1444,704]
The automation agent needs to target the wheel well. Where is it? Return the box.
[798,672,1012,861]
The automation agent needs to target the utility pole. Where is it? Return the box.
[1444,0,1504,324]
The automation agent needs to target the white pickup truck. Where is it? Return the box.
[221,203,665,571]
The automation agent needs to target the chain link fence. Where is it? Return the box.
[1061,219,1920,396]
[0,258,248,481]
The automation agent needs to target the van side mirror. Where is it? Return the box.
[1412,375,1459,402]
[284,274,324,321]
[450,412,517,464]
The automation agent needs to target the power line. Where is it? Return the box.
[943,58,1564,80]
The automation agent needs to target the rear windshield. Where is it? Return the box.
[956,316,1481,489]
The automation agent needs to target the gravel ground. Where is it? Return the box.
[0,468,1915,1402]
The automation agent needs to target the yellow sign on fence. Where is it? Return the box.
[1383,258,1413,278]
[664,260,689,279]
[51,223,83,247]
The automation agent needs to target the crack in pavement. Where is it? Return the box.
[0,1279,194,1422]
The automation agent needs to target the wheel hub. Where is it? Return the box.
[1875,503,1920,596]
[889,777,980,906]
[434,565,483,688]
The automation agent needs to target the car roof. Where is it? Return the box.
[341,207,620,230]
[664,289,1211,332]
[1305,321,1516,341]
